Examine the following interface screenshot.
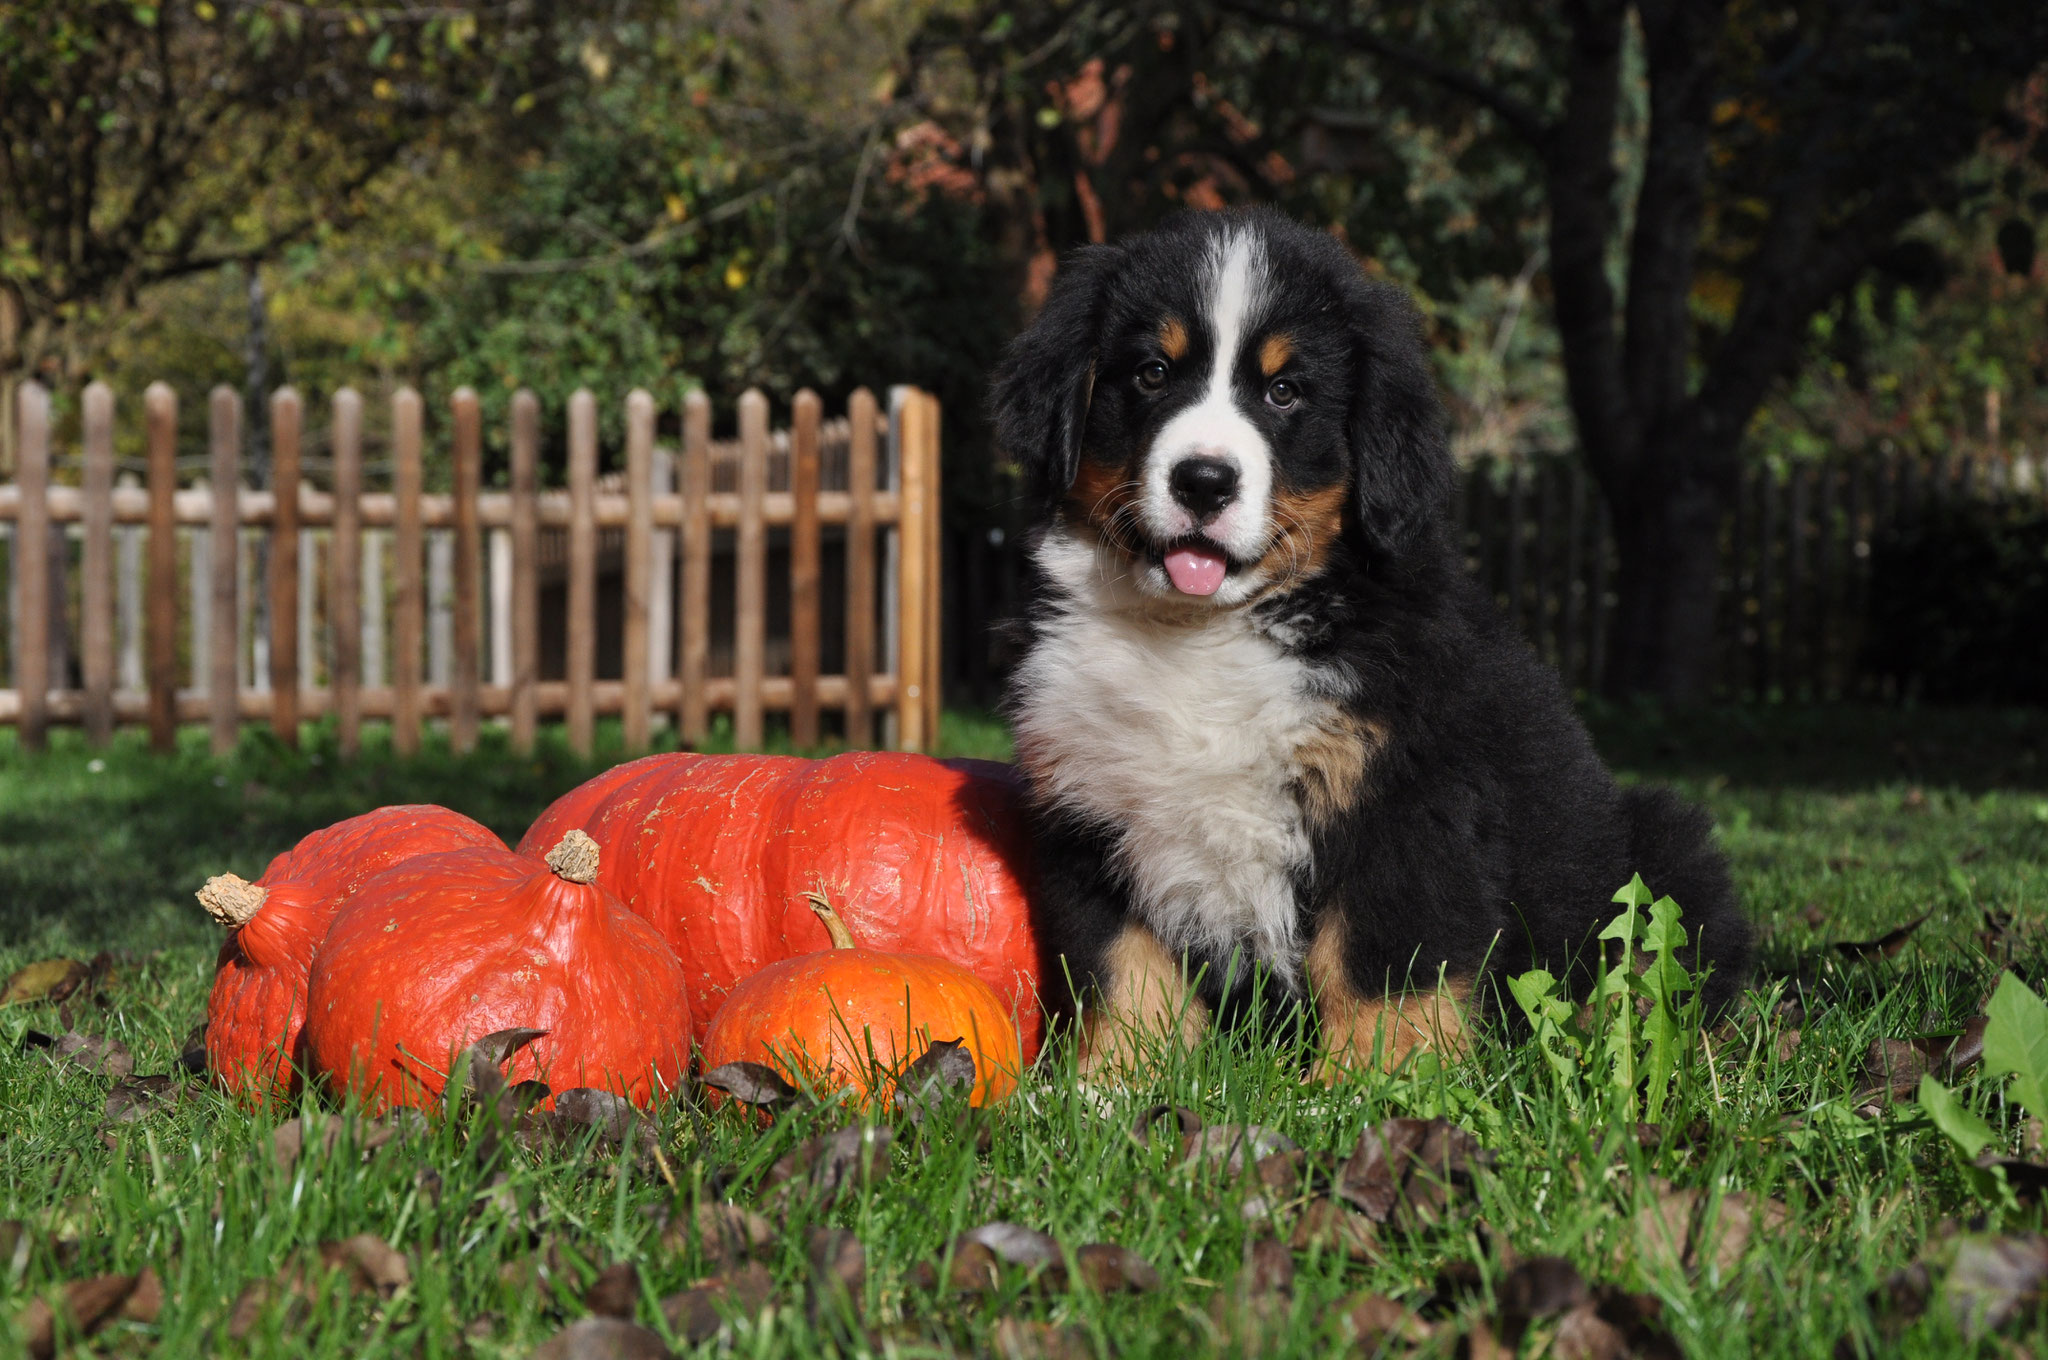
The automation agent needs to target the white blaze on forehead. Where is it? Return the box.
[1143,229,1275,564]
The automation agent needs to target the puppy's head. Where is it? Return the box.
[991,208,1449,607]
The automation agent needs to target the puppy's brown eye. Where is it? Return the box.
[1267,378,1299,409]
[1136,359,1169,391]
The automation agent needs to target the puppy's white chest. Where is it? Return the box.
[1012,578,1328,987]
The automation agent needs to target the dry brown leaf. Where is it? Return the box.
[2,959,90,1008]
[667,1202,775,1263]
[946,1239,1003,1293]
[1132,1104,1202,1147]
[991,1317,1093,1360]
[1288,1197,1378,1262]
[1945,1234,2048,1339]
[808,1227,866,1299]
[48,1031,132,1079]
[658,1261,773,1343]
[1180,1124,1298,1173]
[1074,1242,1160,1293]
[531,1316,676,1359]
[1551,1302,1629,1360]
[1498,1255,1589,1324]
[104,1074,185,1125]
[701,1061,801,1108]
[16,1268,162,1359]
[768,1125,892,1206]
[1835,911,1932,961]
[1335,1117,1491,1229]
[585,1261,640,1319]
[1338,1292,1432,1350]
[319,1233,410,1298]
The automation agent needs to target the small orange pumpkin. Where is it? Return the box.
[700,894,1023,1107]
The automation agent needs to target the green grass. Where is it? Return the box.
[4,705,2048,1357]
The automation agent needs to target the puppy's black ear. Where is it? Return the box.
[989,244,1123,499]
[1344,278,1453,556]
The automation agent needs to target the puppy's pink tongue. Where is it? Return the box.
[1163,545,1228,596]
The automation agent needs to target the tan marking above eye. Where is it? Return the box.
[1158,317,1190,362]
[1259,333,1293,376]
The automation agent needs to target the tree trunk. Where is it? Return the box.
[1602,460,1727,703]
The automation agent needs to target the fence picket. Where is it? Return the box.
[622,388,654,751]
[895,390,932,752]
[734,388,769,749]
[14,382,49,750]
[391,387,425,757]
[145,385,179,751]
[268,387,302,745]
[117,474,143,694]
[331,389,363,758]
[207,388,241,755]
[566,388,598,757]
[451,387,482,753]
[678,390,712,743]
[82,382,116,746]
[789,388,823,748]
[509,389,539,754]
[844,387,877,747]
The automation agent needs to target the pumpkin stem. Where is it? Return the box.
[805,891,858,950]
[197,873,267,929]
[544,829,601,885]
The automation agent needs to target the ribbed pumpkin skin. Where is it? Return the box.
[515,751,1044,1058]
[700,947,1023,1106]
[205,805,503,1103]
[301,844,692,1111]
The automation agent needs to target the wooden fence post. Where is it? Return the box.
[450,387,482,753]
[392,386,424,757]
[207,387,241,756]
[331,389,363,758]
[13,381,49,751]
[81,382,116,746]
[509,389,540,754]
[789,388,822,748]
[843,387,877,748]
[734,388,769,750]
[622,388,654,751]
[918,391,943,745]
[268,387,301,746]
[678,390,712,744]
[894,389,931,752]
[566,388,598,757]
[145,384,178,751]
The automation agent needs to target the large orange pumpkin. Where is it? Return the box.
[515,751,1044,1058]
[301,831,692,1111]
[201,804,504,1103]
[701,894,1022,1106]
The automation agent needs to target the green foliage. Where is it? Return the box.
[1983,973,2048,1120]
[1507,875,1708,1125]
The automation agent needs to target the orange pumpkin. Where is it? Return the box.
[200,805,504,1103]
[516,751,1043,1059]
[302,830,692,1112]
[700,894,1022,1107]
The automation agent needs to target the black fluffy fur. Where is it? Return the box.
[990,207,1753,1046]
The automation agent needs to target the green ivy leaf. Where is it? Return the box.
[1919,1073,1997,1159]
[1984,972,2048,1121]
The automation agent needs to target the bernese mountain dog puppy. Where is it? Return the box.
[990,207,1752,1077]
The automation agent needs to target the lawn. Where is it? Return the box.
[4,705,2048,1358]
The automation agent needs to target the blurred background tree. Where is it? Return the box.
[3,0,2044,702]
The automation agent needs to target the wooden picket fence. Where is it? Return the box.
[0,380,944,755]
[1455,447,2048,700]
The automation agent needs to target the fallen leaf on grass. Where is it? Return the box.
[1945,1233,2048,1340]
[767,1125,892,1206]
[1858,1021,1987,1102]
[1834,911,1932,961]
[1180,1124,1298,1173]
[893,1038,976,1116]
[103,1074,188,1125]
[14,1266,162,1359]
[662,1202,776,1264]
[808,1226,866,1297]
[951,1222,1066,1291]
[553,1088,641,1142]
[1338,1292,1433,1350]
[1132,1104,1202,1147]
[319,1233,410,1299]
[270,1111,416,1171]
[1,959,90,1008]
[700,1061,802,1109]
[1288,1198,1378,1261]
[1205,1237,1295,1354]
[585,1261,640,1319]
[24,1030,133,1079]
[1550,1302,1630,1360]
[991,1317,1093,1360]
[1335,1117,1492,1228]
[1633,1183,1787,1277]
[659,1260,773,1343]
[532,1316,676,1359]
[1073,1242,1159,1293]
[1498,1256,1590,1328]
[175,1022,208,1075]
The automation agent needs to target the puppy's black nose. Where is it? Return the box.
[1169,457,1239,522]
